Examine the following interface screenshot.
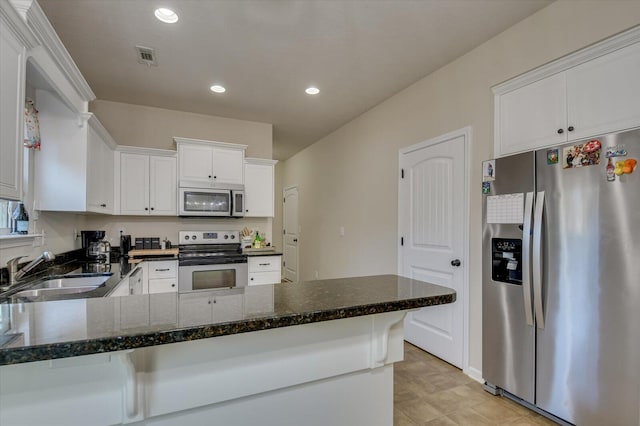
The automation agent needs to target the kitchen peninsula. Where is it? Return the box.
[0,275,455,426]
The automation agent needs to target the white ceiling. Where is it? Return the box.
[39,0,552,159]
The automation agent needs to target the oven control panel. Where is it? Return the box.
[179,230,239,245]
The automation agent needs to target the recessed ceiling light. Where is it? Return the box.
[210,85,226,93]
[154,8,179,24]
[305,87,320,95]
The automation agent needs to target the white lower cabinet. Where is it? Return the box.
[248,256,282,286]
[148,278,177,294]
[178,291,244,327]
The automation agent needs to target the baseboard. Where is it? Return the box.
[464,366,483,383]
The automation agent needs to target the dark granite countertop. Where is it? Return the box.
[0,274,455,366]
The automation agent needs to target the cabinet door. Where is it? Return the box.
[212,148,244,185]
[212,293,244,322]
[178,144,213,188]
[86,128,114,214]
[148,278,177,294]
[178,293,213,327]
[120,153,150,215]
[0,24,25,200]
[567,42,640,141]
[497,73,567,156]
[149,156,177,216]
[244,163,274,217]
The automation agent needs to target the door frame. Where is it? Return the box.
[282,185,299,282]
[397,126,473,379]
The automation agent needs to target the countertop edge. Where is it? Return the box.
[0,292,455,366]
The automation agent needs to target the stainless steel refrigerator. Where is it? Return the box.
[482,128,640,425]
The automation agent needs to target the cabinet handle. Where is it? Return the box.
[155,268,170,271]
[100,203,106,207]
[250,277,254,281]
[145,207,149,211]
[246,209,249,212]
[208,175,212,178]
[213,176,217,179]
[171,283,175,287]
[150,207,155,211]
[208,300,211,304]
[567,126,574,132]
[557,128,564,134]
[259,263,270,266]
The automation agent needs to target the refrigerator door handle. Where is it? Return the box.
[522,192,534,326]
[533,191,545,329]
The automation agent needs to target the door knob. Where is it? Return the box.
[451,259,461,267]
[293,238,298,242]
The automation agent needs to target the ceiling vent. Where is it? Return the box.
[135,45,158,66]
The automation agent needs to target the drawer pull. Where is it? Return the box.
[259,263,270,266]
[155,268,170,272]
[171,284,175,287]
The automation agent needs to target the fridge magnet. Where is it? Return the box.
[622,159,637,174]
[546,149,559,165]
[482,181,491,194]
[482,160,495,182]
[563,141,601,169]
[614,160,625,176]
[605,145,627,158]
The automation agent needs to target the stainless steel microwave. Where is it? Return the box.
[178,186,245,217]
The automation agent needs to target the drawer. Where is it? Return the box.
[148,278,178,294]
[248,256,281,273]
[147,260,178,279]
[248,271,281,286]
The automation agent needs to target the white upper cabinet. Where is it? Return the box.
[175,138,247,188]
[566,42,640,141]
[35,91,116,214]
[0,5,32,201]
[244,158,277,217]
[119,149,176,216]
[494,28,640,157]
[497,73,567,156]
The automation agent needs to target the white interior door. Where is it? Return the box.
[399,131,467,368]
[283,187,299,282]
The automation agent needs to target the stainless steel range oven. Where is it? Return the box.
[178,230,248,293]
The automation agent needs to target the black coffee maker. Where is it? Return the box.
[120,232,132,257]
[81,230,106,259]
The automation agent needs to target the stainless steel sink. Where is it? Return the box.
[30,276,110,289]
[3,273,113,302]
[12,286,100,299]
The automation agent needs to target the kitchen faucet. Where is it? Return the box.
[4,251,56,288]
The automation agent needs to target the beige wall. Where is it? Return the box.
[90,100,273,159]
[278,1,640,375]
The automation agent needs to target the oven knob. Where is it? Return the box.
[224,235,229,239]
[192,235,197,240]
[185,236,190,240]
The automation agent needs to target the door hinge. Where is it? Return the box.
[283,229,286,234]
[283,197,286,203]
[283,261,286,267]
[401,169,404,179]
[401,237,404,246]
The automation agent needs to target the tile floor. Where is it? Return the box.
[394,343,558,425]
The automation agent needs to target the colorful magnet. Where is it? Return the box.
[614,160,625,176]
[605,145,627,158]
[547,149,559,165]
[622,158,637,174]
[563,141,601,169]
[482,160,495,182]
[482,181,491,194]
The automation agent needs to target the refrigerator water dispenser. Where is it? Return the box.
[491,238,522,284]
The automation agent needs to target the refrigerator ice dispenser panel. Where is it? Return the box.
[491,238,522,285]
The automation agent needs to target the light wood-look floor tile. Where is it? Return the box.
[394,342,559,425]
